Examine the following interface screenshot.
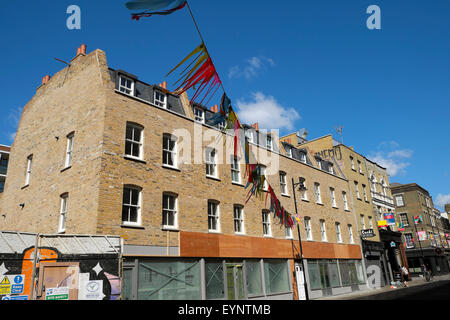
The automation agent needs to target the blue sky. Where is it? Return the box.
[0,0,449,209]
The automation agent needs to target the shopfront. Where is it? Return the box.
[122,257,293,300]
[304,259,366,299]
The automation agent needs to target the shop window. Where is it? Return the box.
[205,261,225,300]
[307,260,321,290]
[137,260,201,300]
[263,260,290,294]
[245,260,263,296]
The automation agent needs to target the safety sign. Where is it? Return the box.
[0,274,25,296]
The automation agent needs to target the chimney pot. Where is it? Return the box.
[42,75,51,85]
[161,81,167,89]
[80,44,87,55]
[251,123,259,130]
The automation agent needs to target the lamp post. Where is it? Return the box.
[291,177,309,300]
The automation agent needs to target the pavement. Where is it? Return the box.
[316,273,450,300]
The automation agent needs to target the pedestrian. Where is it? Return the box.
[401,266,409,287]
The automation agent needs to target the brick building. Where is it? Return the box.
[0,46,367,300]
[280,132,407,286]
[391,183,450,275]
[0,145,10,215]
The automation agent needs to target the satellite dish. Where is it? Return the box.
[297,128,308,139]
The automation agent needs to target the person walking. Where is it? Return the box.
[401,266,409,287]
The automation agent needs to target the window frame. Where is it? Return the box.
[330,187,337,208]
[194,107,205,124]
[154,90,167,108]
[231,156,241,184]
[320,220,327,242]
[64,132,74,168]
[162,193,178,230]
[395,194,405,207]
[205,147,218,178]
[262,210,272,237]
[208,201,220,233]
[342,191,349,211]
[233,205,245,235]
[279,172,288,196]
[162,134,178,169]
[58,193,69,234]
[122,185,142,227]
[348,224,354,244]
[266,135,273,151]
[314,182,322,204]
[335,222,342,243]
[125,123,144,160]
[119,75,135,95]
[25,155,32,186]
[304,217,312,240]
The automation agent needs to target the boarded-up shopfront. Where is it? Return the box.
[0,232,122,300]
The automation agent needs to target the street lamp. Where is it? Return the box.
[291,177,309,300]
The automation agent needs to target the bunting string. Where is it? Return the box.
[126,0,299,229]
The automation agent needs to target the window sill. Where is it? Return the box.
[263,235,273,238]
[316,202,324,206]
[21,184,29,190]
[301,198,309,202]
[344,209,351,212]
[124,156,146,164]
[206,175,221,182]
[162,227,179,232]
[60,166,71,173]
[281,193,290,198]
[234,232,246,236]
[208,230,222,234]
[121,224,145,230]
[162,165,181,172]
[332,206,339,209]
[231,181,245,187]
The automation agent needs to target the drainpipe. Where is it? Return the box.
[30,234,40,300]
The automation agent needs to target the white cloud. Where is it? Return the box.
[368,142,413,177]
[228,56,275,80]
[435,194,450,209]
[235,92,300,131]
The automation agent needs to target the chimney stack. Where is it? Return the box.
[41,75,51,85]
[210,105,218,113]
[251,123,259,130]
[75,44,87,58]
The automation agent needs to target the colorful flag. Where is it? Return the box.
[126,0,187,20]
[167,43,222,104]
[417,231,427,241]
[414,215,423,224]
[295,215,302,224]
[397,222,405,231]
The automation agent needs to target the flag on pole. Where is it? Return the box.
[378,220,388,228]
[126,0,187,20]
[414,215,423,224]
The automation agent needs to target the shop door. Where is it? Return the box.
[226,263,244,300]
[295,263,307,300]
[36,262,79,300]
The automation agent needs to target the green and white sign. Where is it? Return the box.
[46,287,69,300]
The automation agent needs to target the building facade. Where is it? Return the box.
[391,183,450,275]
[0,145,10,215]
[0,46,366,300]
[280,132,407,287]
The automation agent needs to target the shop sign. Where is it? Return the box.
[361,229,375,238]
[384,213,395,226]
